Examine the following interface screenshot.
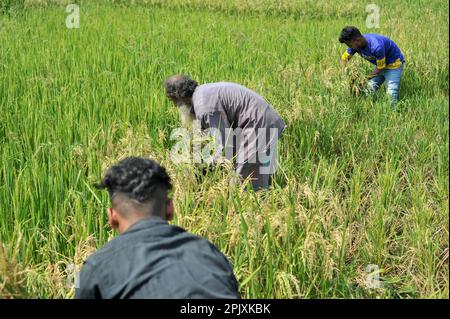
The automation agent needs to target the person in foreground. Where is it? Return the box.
[164,75,286,190]
[339,26,405,107]
[75,157,239,299]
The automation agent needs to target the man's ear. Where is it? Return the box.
[165,199,174,221]
[108,207,120,230]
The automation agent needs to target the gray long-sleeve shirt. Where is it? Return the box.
[192,82,286,165]
[75,217,239,299]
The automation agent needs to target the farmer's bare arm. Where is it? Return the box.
[340,50,353,69]
[368,67,383,78]
[370,55,386,78]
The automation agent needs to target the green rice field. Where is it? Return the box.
[0,0,448,298]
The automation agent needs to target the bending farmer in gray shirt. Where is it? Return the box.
[76,157,239,299]
[164,75,286,190]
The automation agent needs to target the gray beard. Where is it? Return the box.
[178,104,196,128]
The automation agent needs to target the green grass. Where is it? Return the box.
[0,0,448,298]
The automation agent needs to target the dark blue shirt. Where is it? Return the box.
[342,33,404,69]
[75,217,239,299]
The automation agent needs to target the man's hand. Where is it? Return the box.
[368,67,382,79]
[340,58,348,69]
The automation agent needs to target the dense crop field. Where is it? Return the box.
[0,0,448,298]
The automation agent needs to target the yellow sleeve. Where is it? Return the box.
[341,51,353,62]
[376,57,386,69]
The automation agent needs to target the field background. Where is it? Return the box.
[0,0,448,298]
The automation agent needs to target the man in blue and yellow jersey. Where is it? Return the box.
[339,26,405,107]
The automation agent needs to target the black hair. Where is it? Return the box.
[339,26,362,43]
[163,75,198,100]
[95,157,172,203]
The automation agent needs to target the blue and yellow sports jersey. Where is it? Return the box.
[341,34,405,69]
